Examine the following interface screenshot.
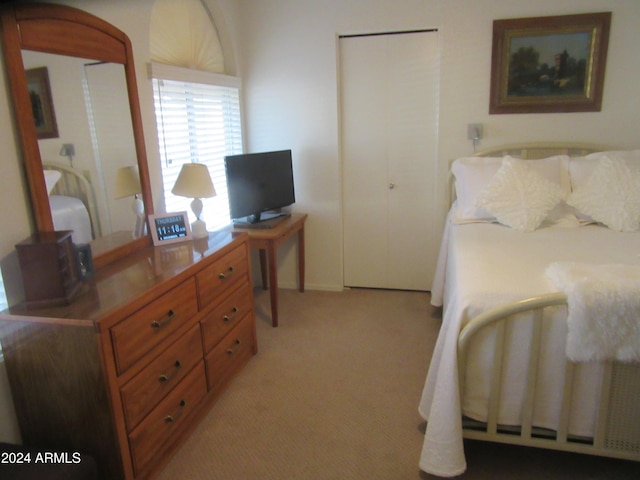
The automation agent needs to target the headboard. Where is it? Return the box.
[43,161,102,239]
[472,142,612,159]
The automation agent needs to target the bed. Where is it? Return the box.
[43,161,101,245]
[418,144,640,477]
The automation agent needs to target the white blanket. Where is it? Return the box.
[546,262,640,362]
[419,219,640,477]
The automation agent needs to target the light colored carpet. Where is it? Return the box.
[157,288,437,479]
[157,288,640,479]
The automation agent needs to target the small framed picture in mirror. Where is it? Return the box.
[26,66,59,139]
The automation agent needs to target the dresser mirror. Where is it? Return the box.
[1,2,154,267]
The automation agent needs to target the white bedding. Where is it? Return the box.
[50,194,93,244]
[419,215,640,477]
[547,262,640,362]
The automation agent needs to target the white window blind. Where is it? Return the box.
[151,64,243,231]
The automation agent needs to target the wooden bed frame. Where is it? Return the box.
[454,143,640,462]
[43,161,102,239]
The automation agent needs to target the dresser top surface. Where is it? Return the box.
[1,230,247,325]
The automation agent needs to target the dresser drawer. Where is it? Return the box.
[205,314,255,393]
[111,278,198,375]
[201,281,253,353]
[120,324,203,431]
[129,362,207,476]
[197,244,248,309]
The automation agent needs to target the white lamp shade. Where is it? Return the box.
[172,163,216,199]
[114,166,142,199]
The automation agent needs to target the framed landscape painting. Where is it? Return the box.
[489,12,611,114]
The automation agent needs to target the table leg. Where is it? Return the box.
[267,245,279,327]
[298,226,305,292]
[259,249,268,290]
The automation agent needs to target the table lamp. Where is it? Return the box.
[172,163,216,238]
[114,165,144,238]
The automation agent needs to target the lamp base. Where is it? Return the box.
[191,219,208,239]
[132,196,145,238]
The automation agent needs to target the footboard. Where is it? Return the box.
[457,293,640,462]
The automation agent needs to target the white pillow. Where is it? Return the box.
[567,156,640,232]
[568,157,600,223]
[44,169,62,194]
[451,157,502,222]
[451,154,571,223]
[476,157,565,232]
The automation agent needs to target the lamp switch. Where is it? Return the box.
[60,143,75,156]
[467,124,483,141]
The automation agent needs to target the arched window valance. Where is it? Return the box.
[150,0,225,73]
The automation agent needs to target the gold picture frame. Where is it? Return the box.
[489,12,611,114]
[26,66,59,138]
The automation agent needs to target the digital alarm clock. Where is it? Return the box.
[149,212,192,246]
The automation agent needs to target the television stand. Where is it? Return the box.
[229,213,307,327]
[232,212,290,229]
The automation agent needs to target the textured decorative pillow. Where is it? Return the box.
[476,157,565,232]
[570,150,640,191]
[567,156,640,232]
[585,149,640,163]
[451,155,570,224]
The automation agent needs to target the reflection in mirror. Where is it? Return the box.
[1,2,154,268]
[22,50,142,245]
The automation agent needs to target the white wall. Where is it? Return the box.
[235,0,640,292]
[0,0,639,443]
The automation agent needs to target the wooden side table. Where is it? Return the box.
[231,213,307,327]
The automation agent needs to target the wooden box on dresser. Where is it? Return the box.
[0,231,257,480]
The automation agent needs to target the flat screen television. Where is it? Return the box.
[224,149,295,226]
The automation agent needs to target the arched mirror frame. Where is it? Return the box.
[1,3,154,267]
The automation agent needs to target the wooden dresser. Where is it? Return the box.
[0,231,257,480]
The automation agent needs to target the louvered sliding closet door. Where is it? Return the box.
[340,30,439,291]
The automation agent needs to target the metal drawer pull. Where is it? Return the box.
[164,399,187,423]
[226,339,241,355]
[151,309,175,329]
[158,360,182,383]
[223,307,239,322]
[218,266,235,280]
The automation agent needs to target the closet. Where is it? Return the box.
[340,30,439,290]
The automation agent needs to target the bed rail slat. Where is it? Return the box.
[557,361,575,443]
[593,362,614,449]
[521,311,543,439]
[487,321,506,435]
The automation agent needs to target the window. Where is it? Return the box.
[151,63,243,231]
